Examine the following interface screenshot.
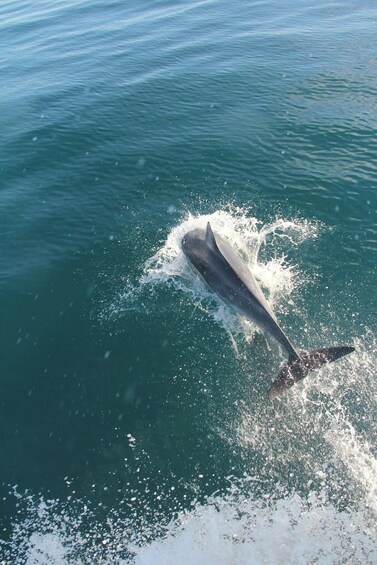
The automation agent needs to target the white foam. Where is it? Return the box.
[326,421,377,514]
[25,532,68,564]
[131,490,376,565]
[322,333,377,516]
[4,485,375,564]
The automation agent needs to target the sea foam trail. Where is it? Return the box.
[131,490,376,565]
[3,484,376,564]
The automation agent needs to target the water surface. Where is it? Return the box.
[1,1,376,562]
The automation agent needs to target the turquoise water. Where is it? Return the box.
[1,0,377,562]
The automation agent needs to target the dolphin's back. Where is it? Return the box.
[214,235,278,324]
[182,223,298,358]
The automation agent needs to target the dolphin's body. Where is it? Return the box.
[182,222,354,399]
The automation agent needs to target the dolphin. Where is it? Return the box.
[181,222,354,399]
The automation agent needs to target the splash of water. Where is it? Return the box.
[142,208,315,296]
[131,487,376,565]
[2,478,376,564]
[125,207,318,345]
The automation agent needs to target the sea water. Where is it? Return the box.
[1,1,376,563]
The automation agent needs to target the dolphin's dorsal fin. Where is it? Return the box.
[206,222,220,253]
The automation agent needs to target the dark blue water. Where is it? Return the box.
[1,1,376,562]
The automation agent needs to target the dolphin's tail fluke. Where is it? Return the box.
[268,346,355,400]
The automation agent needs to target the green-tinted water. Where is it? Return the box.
[1,1,376,562]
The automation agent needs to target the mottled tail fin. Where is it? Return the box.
[268,346,355,400]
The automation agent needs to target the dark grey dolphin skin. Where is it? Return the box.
[182,222,354,399]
